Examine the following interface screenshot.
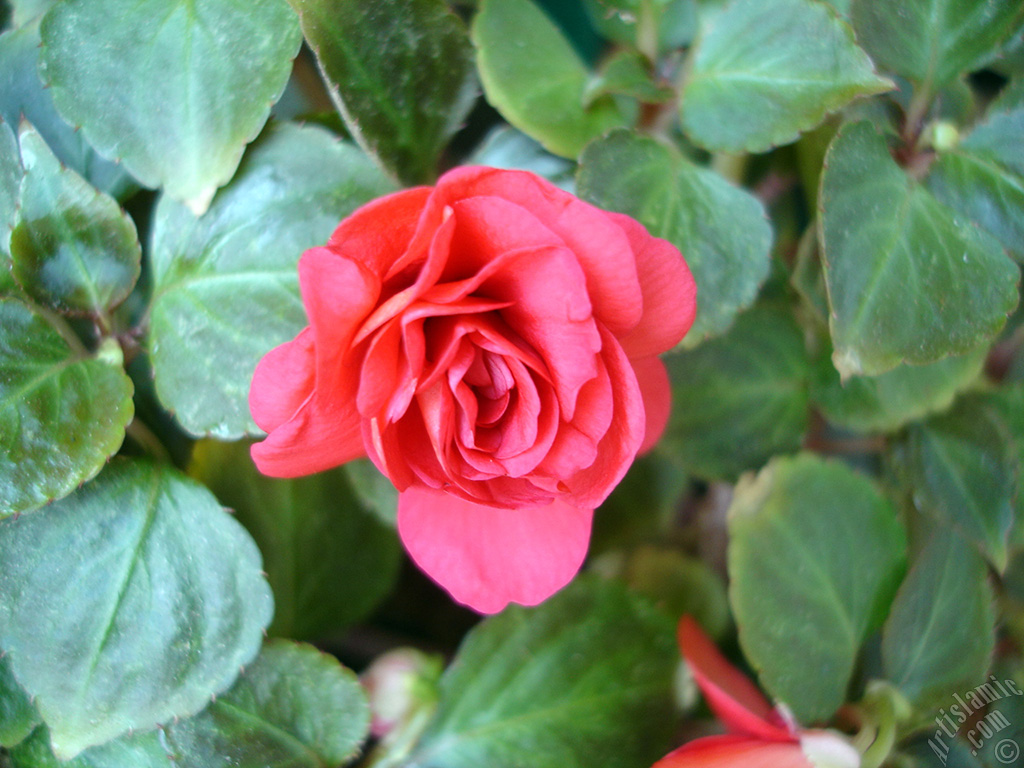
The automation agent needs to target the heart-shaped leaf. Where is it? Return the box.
[40,0,301,211]
[0,459,273,758]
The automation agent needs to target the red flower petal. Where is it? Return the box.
[397,486,592,613]
[653,735,814,768]
[632,355,671,454]
[249,327,315,434]
[608,213,697,358]
[326,186,432,277]
[678,616,796,742]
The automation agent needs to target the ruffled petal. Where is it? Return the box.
[326,186,432,277]
[250,393,365,477]
[633,355,671,454]
[249,327,315,434]
[607,213,696,358]
[653,736,813,768]
[678,616,795,742]
[439,167,644,335]
[397,487,592,613]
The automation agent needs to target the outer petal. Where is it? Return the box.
[397,487,592,613]
[633,355,671,454]
[250,394,366,477]
[249,327,315,433]
[678,616,795,742]
[653,736,814,768]
[326,186,432,277]
[607,212,697,358]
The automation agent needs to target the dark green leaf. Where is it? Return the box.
[190,439,401,640]
[405,577,678,768]
[40,0,301,211]
[291,0,476,184]
[577,129,772,345]
[0,23,132,198]
[728,453,906,721]
[343,458,398,527]
[882,528,995,708]
[0,459,273,758]
[0,299,133,517]
[851,0,1024,88]
[149,123,394,438]
[0,655,39,748]
[900,395,1017,570]
[11,125,140,315]
[681,0,891,153]
[8,726,166,768]
[927,79,1024,262]
[163,641,370,768]
[820,121,1018,377]
[473,0,631,159]
[660,305,810,480]
[812,345,986,433]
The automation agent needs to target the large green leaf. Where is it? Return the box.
[11,125,140,315]
[927,80,1024,262]
[9,727,167,768]
[0,23,132,198]
[728,453,906,722]
[473,0,631,159]
[681,0,890,152]
[468,126,576,193]
[190,439,401,640]
[577,129,772,345]
[39,0,301,211]
[660,304,810,480]
[882,528,995,708]
[149,123,394,439]
[851,0,1024,88]
[0,299,133,517]
[812,345,986,433]
[820,121,1018,377]
[404,577,678,768]
[582,0,697,52]
[899,395,1017,570]
[291,0,476,184]
[0,459,273,758]
[163,641,369,768]
[0,655,39,748]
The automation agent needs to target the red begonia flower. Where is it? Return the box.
[249,166,696,613]
[653,617,860,768]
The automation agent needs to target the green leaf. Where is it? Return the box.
[812,345,986,433]
[583,49,674,106]
[163,641,370,768]
[899,395,1017,570]
[343,458,399,527]
[40,0,301,211]
[0,459,273,758]
[0,299,133,517]
[11,125,140,315]
[190,439,401,641]
[467,126,576,192]
[149,123,394,439]
[927,80,1024,262]
[0,655,39,748]
[473,0,631,159]
[882,528,995,708]
[9,0,56,27]
[405,577,678,768]
[680,0,891,153]
[0,119,21,261]
[291,0,476,185]
[851,0,1024,88]
[728,453,906,721]
[820,121,1018,377]
[8,727,167,768]
[659,305,810,480]
[577,129,772,345]
[0,23,132,198]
